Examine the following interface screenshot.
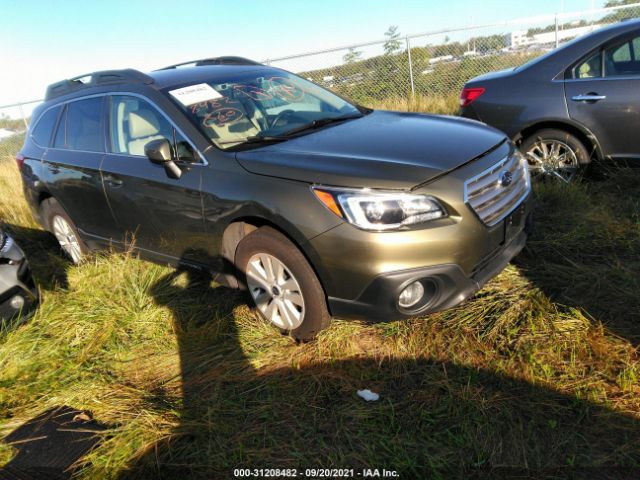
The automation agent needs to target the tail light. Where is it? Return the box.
[460,87,485,107]
[16,153,25,170]
[15,153,26,170]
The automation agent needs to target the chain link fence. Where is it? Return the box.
[0,100,39,162]
[266,2,640,110]
[1,2,640,162]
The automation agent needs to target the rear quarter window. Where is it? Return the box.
[30,105,61,147]
[574,51,602,79]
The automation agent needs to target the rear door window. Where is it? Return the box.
[31,106,62,147]
[53,97,105,152]
[611,42,632,62]
[605,35,640,77]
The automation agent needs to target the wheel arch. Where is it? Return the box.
[35,190,54,230]
[220,216,332,296]
[515,119,603,161]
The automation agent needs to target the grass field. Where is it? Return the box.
[0,126,639,478]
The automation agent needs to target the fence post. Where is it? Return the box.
[554,14,559,48]
[406,36,415,99]
[17,103,28,130]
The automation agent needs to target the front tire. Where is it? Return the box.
[520,128,591,183]
[235,226,330,341]
[40,198,88,264]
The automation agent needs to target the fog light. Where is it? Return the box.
[398,281,425,309]
[9,295,25,310]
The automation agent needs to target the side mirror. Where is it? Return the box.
[145,138,172,163]
[145,139,182,179]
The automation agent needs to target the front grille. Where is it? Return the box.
[464,152,530,226]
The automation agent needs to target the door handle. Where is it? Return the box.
[104,175,124,188]
[571,94,606,102]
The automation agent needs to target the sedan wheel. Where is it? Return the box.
[246,252,305,330]
[52,215,83,263]
[525,139,580,183]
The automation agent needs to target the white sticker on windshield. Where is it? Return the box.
[169,83,222,106]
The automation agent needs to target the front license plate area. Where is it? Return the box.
[504,204,526,243]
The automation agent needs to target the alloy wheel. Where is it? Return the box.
[525,139,580,183]
[52,215,82,263]
[246,253,305,330]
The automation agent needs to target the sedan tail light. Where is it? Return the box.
[459,87,485,107]
[16,153,25,170]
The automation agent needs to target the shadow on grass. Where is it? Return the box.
[0,406,106,479]
[514,166,640,345]
[114,269,640,480]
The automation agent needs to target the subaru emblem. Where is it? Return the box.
[500,170,513,187]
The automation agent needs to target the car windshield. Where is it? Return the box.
[164,70,362,149]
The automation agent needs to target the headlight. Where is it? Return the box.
[313,187,447,231]
[517,149,532,187]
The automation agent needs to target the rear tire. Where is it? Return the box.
[40,198,88,264]
[235,226,331,341]
[520,128,591,182]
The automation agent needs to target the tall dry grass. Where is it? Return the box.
[367,93,459,114]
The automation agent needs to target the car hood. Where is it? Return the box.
[235,110,506,189]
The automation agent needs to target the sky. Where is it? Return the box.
[0,0,604,108]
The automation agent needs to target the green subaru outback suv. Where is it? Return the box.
[18,57,533,340]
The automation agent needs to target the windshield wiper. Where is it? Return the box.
[218,135,289,146]
[218,113,364,147]
[279,113,363,137]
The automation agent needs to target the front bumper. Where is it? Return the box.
[0,234,39,320]
[304,139,533,322]
[327,225,528,322]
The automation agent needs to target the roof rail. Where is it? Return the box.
[157,56,262,70]
[45,69,155,101]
